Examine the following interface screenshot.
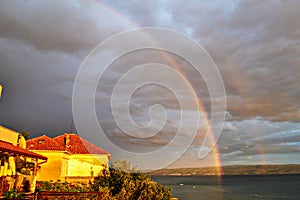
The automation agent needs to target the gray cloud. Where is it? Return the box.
[218,119,300,162]
[0,0,132,53]
[0,0,299,167]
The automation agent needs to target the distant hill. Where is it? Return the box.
[148,164,300,176]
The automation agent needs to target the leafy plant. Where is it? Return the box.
[36,162,172,199]
[37,181,94,192]
[21,130,30,140]
[2,189,25,199]
[92,168,172,200]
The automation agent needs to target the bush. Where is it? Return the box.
[2,189,25,199]
[37,181,93,192]
[36,167,172,199]
[92,168,172,200]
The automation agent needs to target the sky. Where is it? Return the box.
[0,0,300,170]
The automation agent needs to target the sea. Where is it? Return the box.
[151,174,300,200]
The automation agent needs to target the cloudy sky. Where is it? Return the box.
[0,0,300,169]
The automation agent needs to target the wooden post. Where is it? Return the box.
[33,158,38,176]
[0,176,4,195]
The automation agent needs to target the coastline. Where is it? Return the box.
[148,164,300,176]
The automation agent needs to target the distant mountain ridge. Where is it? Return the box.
[148,164,300,176]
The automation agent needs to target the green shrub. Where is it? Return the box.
[2,189,25,199]
[36,167,172,199]
[37,181,93,192]
[93,168,172,200]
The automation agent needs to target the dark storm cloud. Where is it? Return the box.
[0,0,132,135]
[100,0,300,122]
[0,0,131,53]
[0,0,300,167]
[172,0,300,122]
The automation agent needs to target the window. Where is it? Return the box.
[38,139,45,144]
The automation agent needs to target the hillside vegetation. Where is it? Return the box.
[149,164,300,176]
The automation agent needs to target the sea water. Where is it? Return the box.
[152,174,300,200]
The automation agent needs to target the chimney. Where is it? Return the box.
[64,134,70,149]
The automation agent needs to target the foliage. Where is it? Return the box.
[37,181,94,192]
[36,158,172,199]
[23,180,31,193]
[21,130,30,140]
[92,168,172,200]
[2,189,25,199]
[15,156,33,175]
[110,156,132,172]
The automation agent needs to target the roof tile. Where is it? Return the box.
[26,135,64,151]
[27,134,110,155]
[0,140,47,160]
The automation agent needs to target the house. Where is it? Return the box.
[26,133,111,182]
[0,125,47,194]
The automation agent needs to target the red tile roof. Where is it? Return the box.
[27,135,64,151]
[0,140,47,160]
[27,133,110,155]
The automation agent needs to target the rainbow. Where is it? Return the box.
[161,51,223,176]
[88,0,223,175]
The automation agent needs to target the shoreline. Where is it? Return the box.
[150,173,300,177]
[148,164,300,176]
